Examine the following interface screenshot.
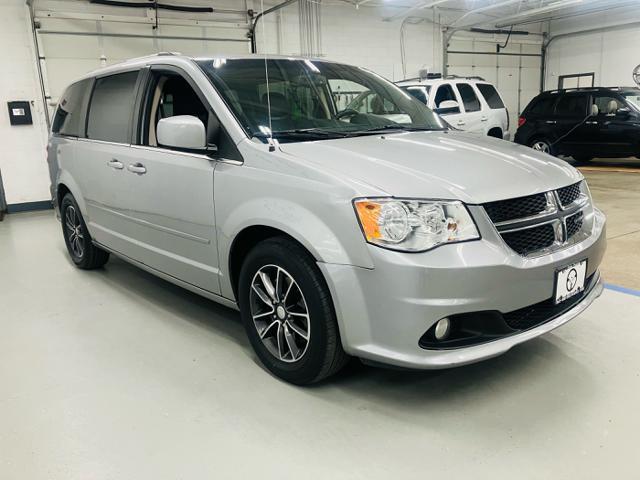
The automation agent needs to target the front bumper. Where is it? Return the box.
[319,208,606,369]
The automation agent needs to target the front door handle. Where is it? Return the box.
[108,159,124,170]
[481,116,488,122]
[457,120,466,126]
[545,120,557,124]
[127,163,147,175]
[585,121,598,125]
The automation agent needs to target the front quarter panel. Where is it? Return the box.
[215,141,377,301]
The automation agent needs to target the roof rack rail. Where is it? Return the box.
[445,74,486,81]
[153,51,182,56]
[395,73,443,83]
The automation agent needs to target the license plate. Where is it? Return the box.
[555,260,587,304]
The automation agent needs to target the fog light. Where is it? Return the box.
[434,318,451,341]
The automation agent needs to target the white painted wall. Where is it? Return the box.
[545,9,640,89]
[0,0,50,205]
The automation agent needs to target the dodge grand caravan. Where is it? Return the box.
[48,54,606,384]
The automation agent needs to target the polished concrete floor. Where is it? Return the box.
[578,165,640,290]
[1,184,639,478]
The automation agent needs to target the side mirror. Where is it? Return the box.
[435,100,460,115]
[157,115,206,151]
[590,103,599,117]
[616,106,631,119]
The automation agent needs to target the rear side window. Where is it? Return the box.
[555,94,588,117]
[476,84,504,109]
[456,83,481,112]
[87,71,139,143]
[52,79,92,136]
[528,96,556,115]
[403,86,429,104]
[433,84,457,108]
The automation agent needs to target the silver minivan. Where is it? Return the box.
[48,53,606,384]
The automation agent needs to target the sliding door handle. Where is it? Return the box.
[127,163,147,175]
[108,159,124,170]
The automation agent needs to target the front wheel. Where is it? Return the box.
[238,237,348,385]
[529,138,555,156]
[61,193,110,269]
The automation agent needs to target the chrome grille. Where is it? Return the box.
[483,193,548,224]
[566,211,584,239]
[557,182,582,207]
[483,182,589,257]
[501,223,556,256]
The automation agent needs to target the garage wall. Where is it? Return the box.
[545,10,640,89]
[447,33,543,133]
[0,0,50,205]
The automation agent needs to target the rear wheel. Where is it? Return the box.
[529,138,555,156]
[238,237,348,385]
[61,193,110,269]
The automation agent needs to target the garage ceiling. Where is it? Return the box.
[343,0,636,29]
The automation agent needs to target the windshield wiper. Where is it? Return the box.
[350,124,441,134]
[254,128,350,140]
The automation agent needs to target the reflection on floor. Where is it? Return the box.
[1,212,639,479]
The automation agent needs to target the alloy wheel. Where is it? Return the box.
[532,141,550,153]
[250,264,311,363]
[65,205,85,258]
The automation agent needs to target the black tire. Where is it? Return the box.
[238,237,349,385]
[529,137,556,156]
[60,193,110,270]
[572,155,593,163]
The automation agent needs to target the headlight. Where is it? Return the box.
[354,198,480,252]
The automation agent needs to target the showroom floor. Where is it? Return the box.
[1,168,639,479]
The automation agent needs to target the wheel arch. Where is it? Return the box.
[487,127,503,139]
[227,225,316,301]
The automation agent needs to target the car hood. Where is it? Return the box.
[278,130,582,204]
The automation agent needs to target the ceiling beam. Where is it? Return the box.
[494,0,594,28]
[383,0,452,22]
[448,0,524,27]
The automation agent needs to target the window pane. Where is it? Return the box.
[52,79,91,136]
[456,83,481,112]
[87,71,139,143]
[197,59,444,140]
[593,95,623,115]
[403,87,429,104]
[529,96,556,115]
[476,83,504,109]
[434,84,456,107]
[555,95,587,117]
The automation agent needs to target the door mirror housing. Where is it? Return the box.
[435,100,460,115]
[157,115,207,151]
[616,106,631,119]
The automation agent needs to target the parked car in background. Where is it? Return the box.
[515,87,640,161]
[48,54,605,385]
[395,75,510,140]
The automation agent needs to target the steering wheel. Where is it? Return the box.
[335,108,360,120]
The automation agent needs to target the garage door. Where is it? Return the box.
[446,36,543,136]
[34,11,251,118]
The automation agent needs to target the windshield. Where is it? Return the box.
[621,89,640,111]
[196,58,445,142]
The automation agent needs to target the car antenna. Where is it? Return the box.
[260,0,277,153]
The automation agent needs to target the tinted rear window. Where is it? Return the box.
[456,83,481,112]
[555,94,588,117]
[87,71,139,143]
[52,79,92,136]
[476,83,504,109]
[528,96,556,115]
[403,86,429,104]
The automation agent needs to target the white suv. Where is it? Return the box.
[396,75,510,140]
